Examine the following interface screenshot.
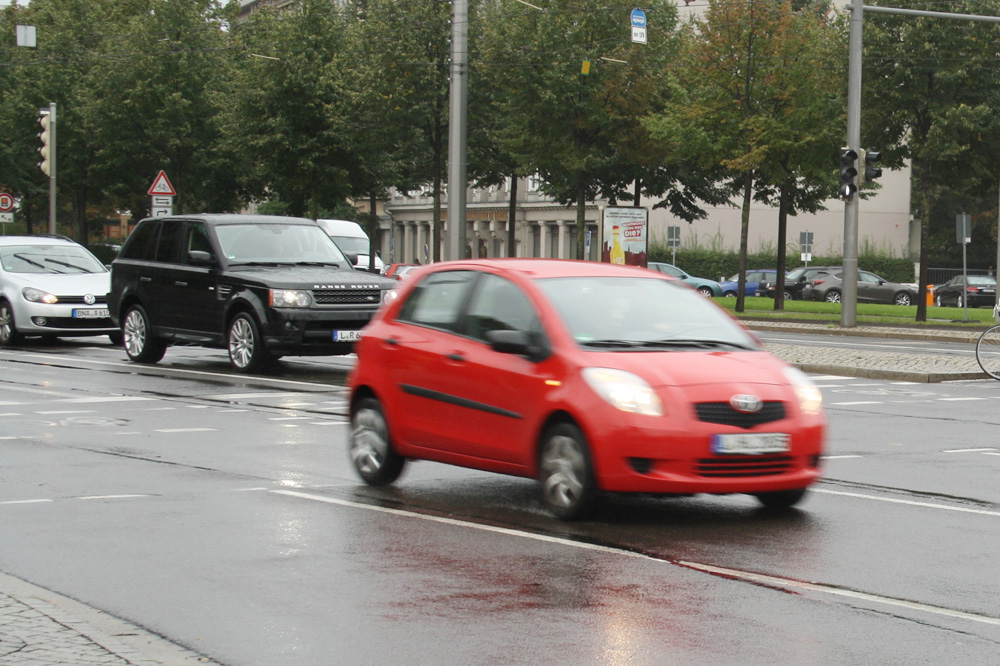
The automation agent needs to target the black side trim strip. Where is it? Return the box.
[401,384,522,419]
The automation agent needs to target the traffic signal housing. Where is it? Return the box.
[38,112,51,176]
[839,148,858,199]
[863,149,882,183]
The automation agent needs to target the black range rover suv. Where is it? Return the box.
[109,214,397,372]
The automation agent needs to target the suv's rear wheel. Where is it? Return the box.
[123,305,166,363]
[824,289,842,303]
[0,300,24,346]
[228,312,271,373]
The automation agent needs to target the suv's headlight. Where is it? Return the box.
[270,289,312,308]
[381,288,397,304]
[23,288,58,304]
[582,367,663,416]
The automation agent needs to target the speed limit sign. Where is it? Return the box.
[0,193,13,212]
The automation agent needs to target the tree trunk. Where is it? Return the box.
[575,174,586,260]
[507,175,518,257]
[736,171,753,313]
[775,180,789,310]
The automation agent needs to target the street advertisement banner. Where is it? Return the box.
[601,207,648,267]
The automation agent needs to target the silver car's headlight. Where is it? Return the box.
[782,366,823,415]
[23,287,58,304]
[269,289,312,308]
[582,367,664,416]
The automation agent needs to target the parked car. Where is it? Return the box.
[802,269,918,306]
[108,214,397,373]
[0,235,120,346]
[933,275,997,308]
[384,263,421,281]
[721,269,780,298]
[348,259,826,520]
[646,262,722,297]
[756,265,839,300]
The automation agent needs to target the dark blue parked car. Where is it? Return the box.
[720,269,780,298]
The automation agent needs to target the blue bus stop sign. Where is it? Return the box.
[631,8,647,27]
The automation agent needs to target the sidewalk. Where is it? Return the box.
[0,572,217,666]
[746,319,988,382]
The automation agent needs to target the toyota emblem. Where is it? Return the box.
[730,394,763,413]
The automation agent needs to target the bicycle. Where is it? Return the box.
[975,302,1000,379]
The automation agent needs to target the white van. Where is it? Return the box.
[315,219,384,273]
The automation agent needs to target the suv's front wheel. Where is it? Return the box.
[228,312,271,373]
[123,305,166,363]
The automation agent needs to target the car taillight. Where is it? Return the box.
[811,279,826,285]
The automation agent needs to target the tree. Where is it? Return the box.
[482,0,686,259]
[222,0,356,218]
[862,0,1000,321]
[646,0,844,312]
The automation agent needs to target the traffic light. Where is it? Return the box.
[839,148,858,199]
[864,149,882,183]
[38,112,51,176]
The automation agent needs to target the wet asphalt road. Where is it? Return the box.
[1,338,999,665]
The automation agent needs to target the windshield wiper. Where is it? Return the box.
[581,338,754,350]
[45,258,91,272]
[292,261,344,267]
[12,253,49,270]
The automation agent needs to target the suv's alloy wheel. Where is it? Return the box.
[123,305,166,363]
[227,312,271,373]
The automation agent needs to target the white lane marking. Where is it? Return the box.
[943,448,998,454]
[154,428,217,433]
[186,405,209,409]
[9,351,343,390]
[829,401,882,406]
[677,561,1000,627]
[211,392,322,400]
[58,397,154,403]
[0,499,54,505]
[822,455,862,459]
[79,494,149,500]
[814,489,1000,517]
[939,397,987,402]
[311,422,347,427]
[0,413,22,417]
[810,375,854,380]
[274,489,1000,628]
[268,416,311,421]
[0,401,24,405]
[36,410,93,415]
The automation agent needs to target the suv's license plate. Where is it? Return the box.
[73,308,109,319]
[712,433,790,455]
[333,330,363,342]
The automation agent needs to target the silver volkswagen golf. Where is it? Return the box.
[0,235,120,346]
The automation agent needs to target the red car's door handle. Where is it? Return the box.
[446,353,464,362]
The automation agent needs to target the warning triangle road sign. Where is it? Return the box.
[147,170,176,196]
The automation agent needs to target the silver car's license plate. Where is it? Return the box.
[333,330,363,342]
[73,308,109,319]
[712,433,790,455]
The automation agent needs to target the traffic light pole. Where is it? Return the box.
[842,0,863,327]
[46,102,56,235]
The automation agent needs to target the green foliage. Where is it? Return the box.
[717,296,993,327]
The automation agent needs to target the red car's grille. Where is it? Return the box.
[694,401,786,428]
[695,455,795,477]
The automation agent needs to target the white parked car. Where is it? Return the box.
[0,235,120,346]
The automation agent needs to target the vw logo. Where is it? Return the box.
[730,394,763,413]
[84,293,96,305]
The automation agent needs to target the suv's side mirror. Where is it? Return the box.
[188,250,216,266]
[344,251,359,266]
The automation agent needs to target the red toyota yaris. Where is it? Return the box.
[348,259,826,520]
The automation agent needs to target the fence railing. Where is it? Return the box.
[928,267,995,286]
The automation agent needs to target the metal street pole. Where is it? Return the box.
[842,0,863,327]
[446,0,469,261]
[47,102,57,235]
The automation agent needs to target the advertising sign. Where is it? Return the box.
[601,207,648,267]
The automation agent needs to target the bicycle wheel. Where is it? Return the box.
[975,325,1000,380]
